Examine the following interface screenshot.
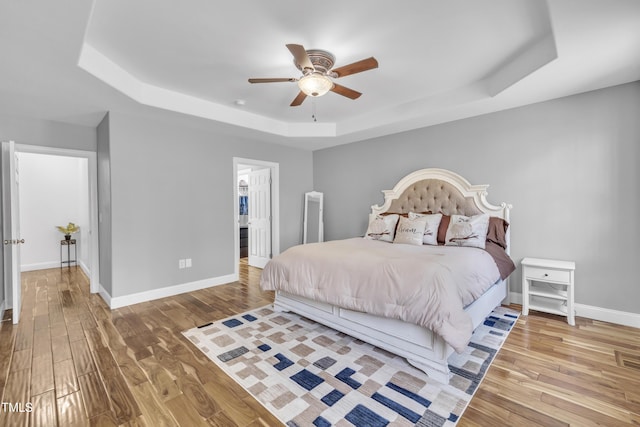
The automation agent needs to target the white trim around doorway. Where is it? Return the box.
[15,144,100,294]
[232,157,280,280]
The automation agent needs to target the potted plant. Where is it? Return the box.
[56,222,80,240]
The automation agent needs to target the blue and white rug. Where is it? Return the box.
[183,306,519,426]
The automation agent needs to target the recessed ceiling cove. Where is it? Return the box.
[75,0,640,147]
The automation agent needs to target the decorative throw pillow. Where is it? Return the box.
[444,214,490,249]
[393,216,428,246]
[364,214,399,242]
[487,217,509,249]
[437,214,450,244]
[408,212,443,245]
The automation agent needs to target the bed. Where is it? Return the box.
[260,168,514,383]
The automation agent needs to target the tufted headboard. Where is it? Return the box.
[371,168,511,233]
[386,178,482,216]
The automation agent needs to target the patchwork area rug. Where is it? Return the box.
[183,306,518,426]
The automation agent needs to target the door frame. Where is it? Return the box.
[16,144,100,294]
[232,157,279,278]
[2,141,21,323]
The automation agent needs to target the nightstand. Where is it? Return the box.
[521,257,576,325]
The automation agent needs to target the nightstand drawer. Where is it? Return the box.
[525,266,570,284]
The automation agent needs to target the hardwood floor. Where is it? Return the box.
[0,260,278,426]
[460,310,640,427]
[1,261,639,426]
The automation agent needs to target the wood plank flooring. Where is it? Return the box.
[460,310,640,427]
[1,260,639,426]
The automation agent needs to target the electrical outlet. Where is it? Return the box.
[179,259,186,269]
[186,258,192,268]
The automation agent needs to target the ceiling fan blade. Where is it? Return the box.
[331,83,362,100]
[290,91,307,107]
[331,57,378,78]
[248,78,297,83]
[286,44,315,71]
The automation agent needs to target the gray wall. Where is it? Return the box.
[106,111,313,298]
[0,114,97,151]
[314,82,640,314]
[97,113,112,295]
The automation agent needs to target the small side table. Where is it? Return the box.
[60,239,77,268]
[522,257,576,325]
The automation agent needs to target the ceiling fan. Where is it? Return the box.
[248,44,379,107]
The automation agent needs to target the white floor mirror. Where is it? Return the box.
[303,191,323,244]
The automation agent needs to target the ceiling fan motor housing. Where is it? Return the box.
[295,49,336,75]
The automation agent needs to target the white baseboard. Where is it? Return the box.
[509,291,524,305]
[574,304,640,329]
[510,291,640,328]
[98,283,112,307]
[79,260,90,280]
[21,261,60,272]
[0,300,5,322]
[108,273,239,309]
[21,260,90,273]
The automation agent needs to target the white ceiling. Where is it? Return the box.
[1,0,639,150]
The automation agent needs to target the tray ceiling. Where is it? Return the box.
[1,0,639,150]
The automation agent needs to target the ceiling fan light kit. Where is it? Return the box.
[298,73,334,97]
[248,43,378,107]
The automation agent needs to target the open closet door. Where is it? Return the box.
[248,168,271,268]
[2,141,22,324]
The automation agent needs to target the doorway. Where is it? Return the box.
[14,145,99,292]
[232,158,279,278]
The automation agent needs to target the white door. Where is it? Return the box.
[2,141,22,324]
[248,168,271,268]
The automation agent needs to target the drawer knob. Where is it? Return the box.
[543,273,549,277]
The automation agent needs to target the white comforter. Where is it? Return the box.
[260,238,501,353]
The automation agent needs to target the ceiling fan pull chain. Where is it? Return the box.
[312,99,317,122]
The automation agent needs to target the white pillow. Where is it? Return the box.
[408,212,443,245]
[393,216,428,246]
[364,214,399,242]
[445,214,490,249]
